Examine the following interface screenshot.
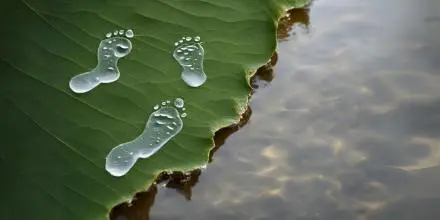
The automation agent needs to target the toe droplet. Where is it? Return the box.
[185,37,192,41]
[114,30,118,35]
[125,29,134,38]
[179,40,183,43]
[181,113,187,118]
[106,32,112,38]
[154,104,159,110]
[174,98,184,108]
[174,42,179,46]
[119,30,124,35]
[161,102,166,105]
[194,36,201,41]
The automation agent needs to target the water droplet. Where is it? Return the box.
[182,108,186,111]
[166,100,171,104]
[179,40,183,43]
[119,30,124,35]
[106,32,112,38]
[194,36,201,41]
[125,29,134,38]
[174,42,179,46]
[177,49,182,53]
[190,67,194,70]
[107,67,114,71]
[187,48,194,52]
[166,132,170,135]
[180,57,184,60]
[185,37,192,41]
[154,104,159,110]
[117,156,121,159]
[161,102,166,105]
[114,30,118,35]
[103,47,108,50]
[185,58,191,61]
[129,152,134,155]
[181,113,187,118]
[174,98,184,108]
[184,52,189,55]
[156,140,160,143]
[104,54,111,58]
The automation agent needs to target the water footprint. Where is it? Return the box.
[69,29,134,93]
[105,98,187,177]
[173,36,207,87]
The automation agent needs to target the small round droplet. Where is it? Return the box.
[184,52,189,55]
[125,29,134,38]
[185,37,192,41]
[185,58,191,61]
[156,140,160,143]
[149,143,153,146]
[154,105,159,110]
[117,156,121,159]
[161,102,166,105]
[103,47,108,50]
[119,30,124,35]
[166,100,171,104]
[194,36,201,41]
[187,48,194,52]
[114,30,118,35]
[177,49,182,53]
[166,132,170,135]
[180,57,184,60]
[174,42,179,46]
[106,32,112,38]
[129,152,134,155]
[179,40,183,43]
[181,113,187,118]
[107,67,114,71]
[182,108,186,111]
[174,98,184,108]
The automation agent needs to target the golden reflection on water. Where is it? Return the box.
[112,0,440,219]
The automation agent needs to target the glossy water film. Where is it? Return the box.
[105,98,187,177]
[173,36,207,87]
[69,29,134,93]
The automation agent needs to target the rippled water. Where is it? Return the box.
[112,0,440,219]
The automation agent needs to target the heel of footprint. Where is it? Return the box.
[105,98,187,177]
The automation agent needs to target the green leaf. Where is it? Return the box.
[0,0,309,219]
